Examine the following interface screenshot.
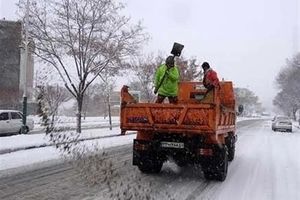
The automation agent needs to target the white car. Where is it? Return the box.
[271,115,292,132]
[0,110,34,135]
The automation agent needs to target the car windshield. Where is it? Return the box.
[277,117,290,121]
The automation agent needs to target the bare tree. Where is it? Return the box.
[76,81,116,118]
[82,86,93,120]
[128,54,203,102]
[274,53,300,119]
[95,68,116,129]
[176,56,202,81]
[18,0,147,133]
[128,54,163,102]
[36,84,70,132]
[234,87,262,116]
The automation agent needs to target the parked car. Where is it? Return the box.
[0,110,34,135]
[271,115,292,132]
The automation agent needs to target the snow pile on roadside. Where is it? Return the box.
[0,127,129,154]
[0,128,135,174]
[236,116,271,122]
[31,115,120,130]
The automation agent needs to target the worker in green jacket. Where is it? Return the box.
[154,56,180,104]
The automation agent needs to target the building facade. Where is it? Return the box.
[0,20,34,109]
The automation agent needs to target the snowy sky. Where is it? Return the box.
[0,0,299,110]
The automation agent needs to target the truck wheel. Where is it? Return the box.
[227,144,235,162]
[203,147,228,181]
[226,135,235,161]
[137,158,163,174]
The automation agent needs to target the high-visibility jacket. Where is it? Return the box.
[154,64,180,97]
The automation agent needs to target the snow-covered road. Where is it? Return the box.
[0,119,299,200]
[200,120,300,200]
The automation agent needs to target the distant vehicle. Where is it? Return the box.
[261,112,271,117]
[0,110,34,135]
[271,115,292,132]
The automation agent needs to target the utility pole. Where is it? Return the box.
[22,0,29,134]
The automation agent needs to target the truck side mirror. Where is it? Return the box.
[238,105,244,115]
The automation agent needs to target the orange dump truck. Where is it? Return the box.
[120,81,236,181]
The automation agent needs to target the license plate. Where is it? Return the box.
[161,142,184,149]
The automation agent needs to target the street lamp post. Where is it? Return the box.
[22,0,29,134]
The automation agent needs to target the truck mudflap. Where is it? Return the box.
[132,139,165,173]
[133,139,163,166]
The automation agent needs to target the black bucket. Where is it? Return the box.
[171,42,184,57]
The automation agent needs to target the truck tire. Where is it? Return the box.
[203,147,228,181]
[227,145,235,162]
[226,135,235,161]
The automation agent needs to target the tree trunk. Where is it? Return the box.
[83,94,89,120]
[292,106,298,120]
[292,110,297,120]
[107,94,112,130]
[76,96,83,133]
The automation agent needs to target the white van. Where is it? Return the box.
[0,110,34,135]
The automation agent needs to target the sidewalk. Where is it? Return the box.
[0,130,136,172]
[0,127,134,155]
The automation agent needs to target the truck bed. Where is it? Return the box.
[120,81,236,136]
[121,102,235,135]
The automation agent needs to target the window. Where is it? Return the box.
[11,112,22,119]
[277,116,289,121]
[0,113,9,121]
